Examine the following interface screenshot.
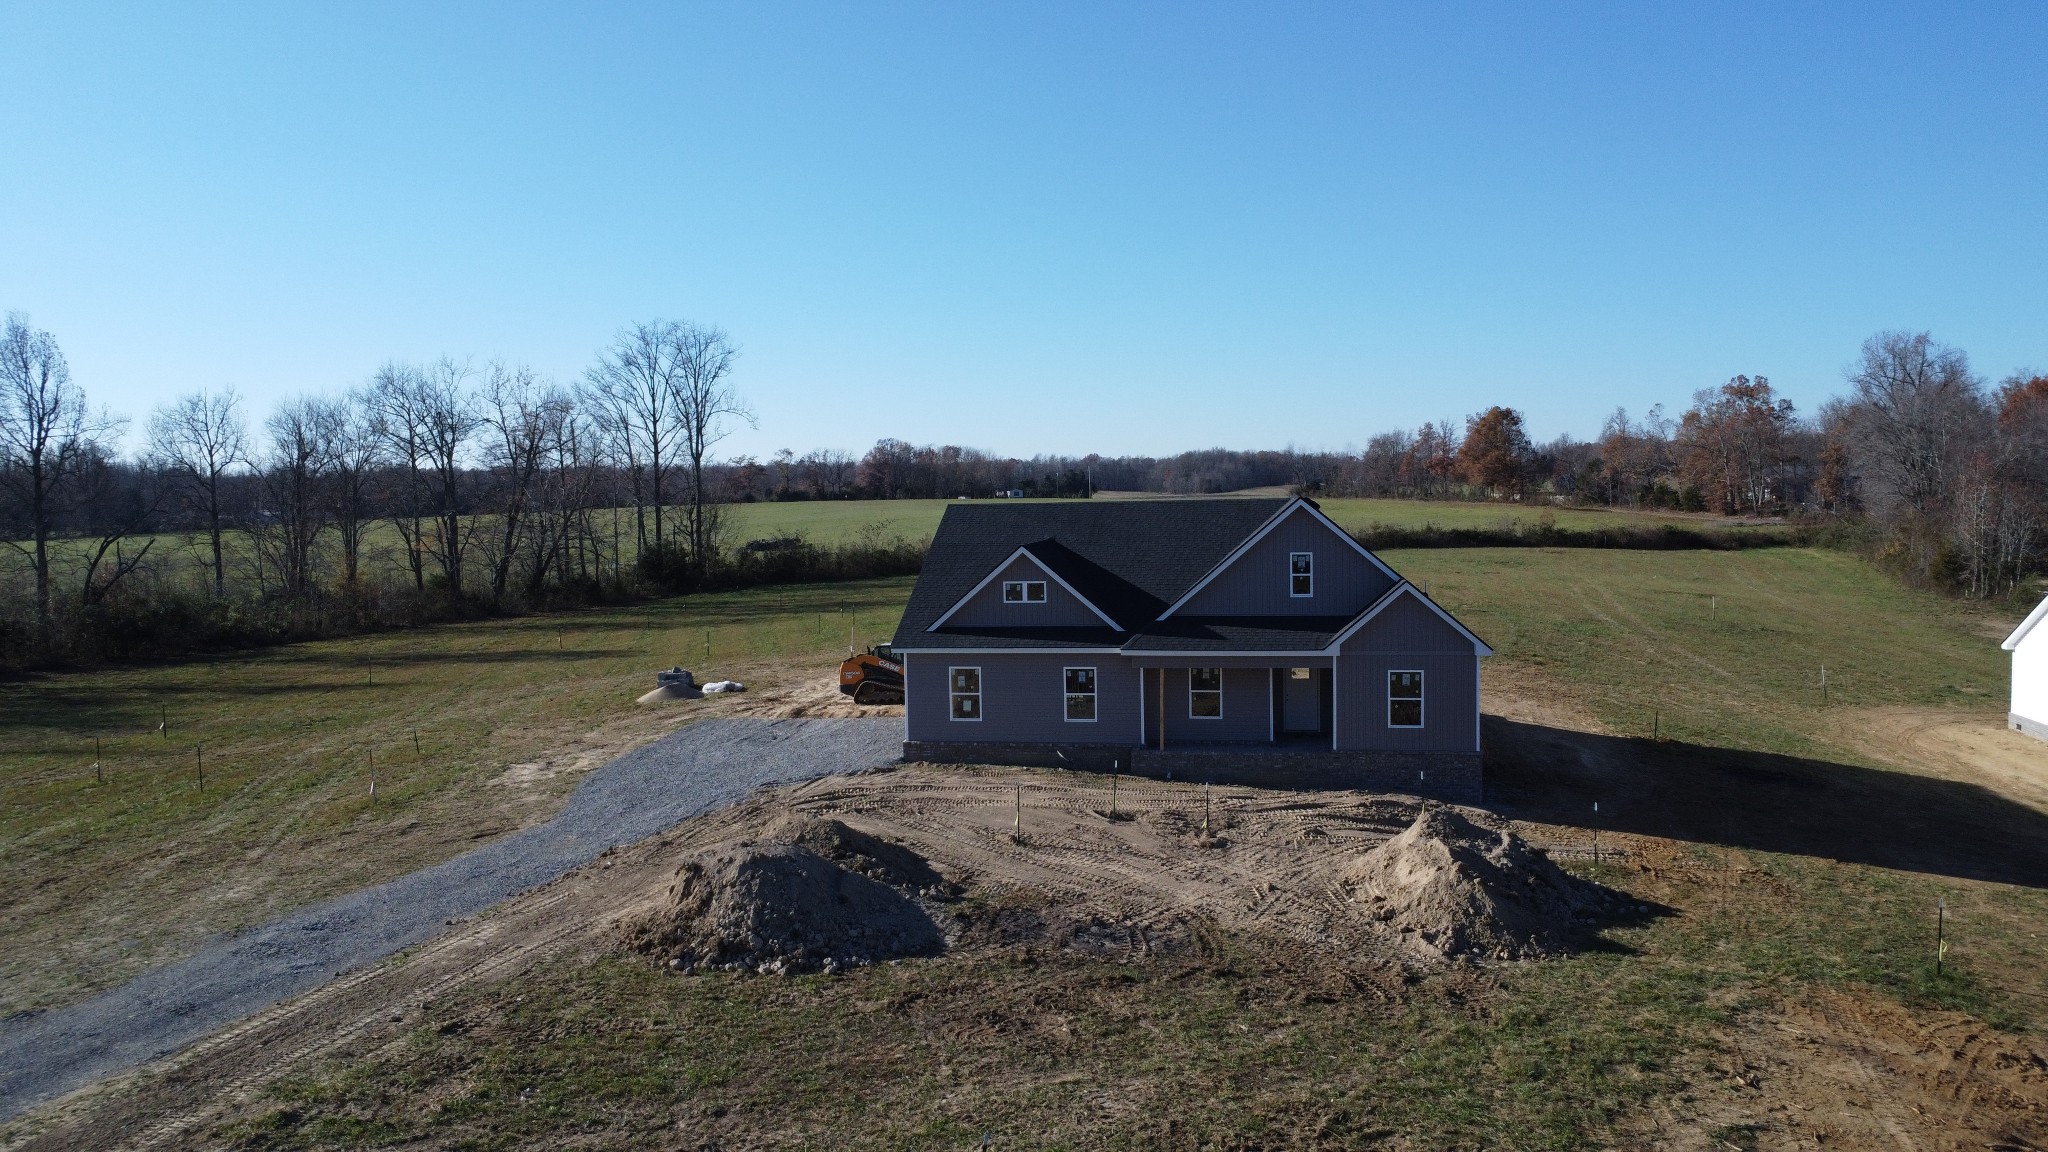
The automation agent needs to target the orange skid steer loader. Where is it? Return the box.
[837,644,904,705]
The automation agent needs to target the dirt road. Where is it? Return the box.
[0,717,903,1124]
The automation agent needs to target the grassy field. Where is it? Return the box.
[8,496,1759,591]
[1386,545,2012,758]
[723,494,1743,547]
[4,546,2042,1147]
[0,579,913,1016]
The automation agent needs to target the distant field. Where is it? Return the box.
[7,497,1776,593]
[725,494,1760,547]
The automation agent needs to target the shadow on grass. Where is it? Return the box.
[1483,716,2048,889]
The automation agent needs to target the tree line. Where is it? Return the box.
[0,314,918,667]
[5,314,2040,666]
[787,331,2042,599]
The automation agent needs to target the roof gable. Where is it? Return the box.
[2003,595,2048,651]
[894,498,1290,647]
[1158,499,1400,619]
[1331,582,1495,656]
[927,546,1123,631]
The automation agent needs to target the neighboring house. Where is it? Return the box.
[890,496,1493,800]
[2002,596,2048,742]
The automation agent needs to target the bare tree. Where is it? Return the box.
[416,358,481,605]
[148,387,247,598]
[670,323,751,573]
[259,396,331,599]
[584,319,749,576]
[368,361,433,594]
[320,393,381,589]
[74,449,166,610]
[1842,332,1989,518]
[477,363,565,604]
[0,313,122,645]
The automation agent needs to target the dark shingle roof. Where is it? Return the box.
[1123,616,1356,653]
[894,498,1290,649]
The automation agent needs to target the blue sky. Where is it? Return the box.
[2,3,2042,460]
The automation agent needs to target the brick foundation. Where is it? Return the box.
[900,740,1482,803]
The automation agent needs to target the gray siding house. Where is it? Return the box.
[892,497,1493,800]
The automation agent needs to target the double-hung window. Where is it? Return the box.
[1289,552,1313,597]
[1002,580,1047,603]
[1064,667,1097,721]
[1189,668,1223,718]
[1388,670,1423,728]
[949,667,982,720]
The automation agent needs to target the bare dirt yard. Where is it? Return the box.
[7,666,2045,1151]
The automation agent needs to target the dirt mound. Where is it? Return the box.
[1344,806,1612,960]
[620,817,946,975]
[636,684,701,704]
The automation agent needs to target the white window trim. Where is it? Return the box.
[1063,665,1098,723]
[949,665,983,722]
[1289,551,1313,598]
[1188,667,1224,719]
[1388,669,1425,728]
[1001,579,1048,603]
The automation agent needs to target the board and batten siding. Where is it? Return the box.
[904,652,1140,744]
[1140,666,1273,744]
[940,554,1110,630]
[1333,593,1480,753]
[1174,506,1396,618]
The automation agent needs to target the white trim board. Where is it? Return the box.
[2003,595,2048,650]
[1156,498,1402,620]
[928,545,1123,632]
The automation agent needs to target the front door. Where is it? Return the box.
[1281,667,1321,733]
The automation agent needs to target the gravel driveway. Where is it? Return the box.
[0,716,904,1121]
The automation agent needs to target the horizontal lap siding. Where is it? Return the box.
[1142,666,1272,744]
[1335,593,1480,753]
[944,554,1107,629]
[1177,507,1397,618]
[905,652,1139,745]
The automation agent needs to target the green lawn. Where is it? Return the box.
[1388,546,2013,759]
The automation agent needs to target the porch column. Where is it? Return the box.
[1156,666,1166,750]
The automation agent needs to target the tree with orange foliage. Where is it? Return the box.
[1677,376,1796,515]
[1457,406,1532,497]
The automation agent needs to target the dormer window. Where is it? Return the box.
[1003,580,1047,603]
[1289,552,1313,597]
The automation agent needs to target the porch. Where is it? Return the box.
[1132,659,1335,751]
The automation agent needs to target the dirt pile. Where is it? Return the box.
[619,817,947,975]
[1345,806,1613,960]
